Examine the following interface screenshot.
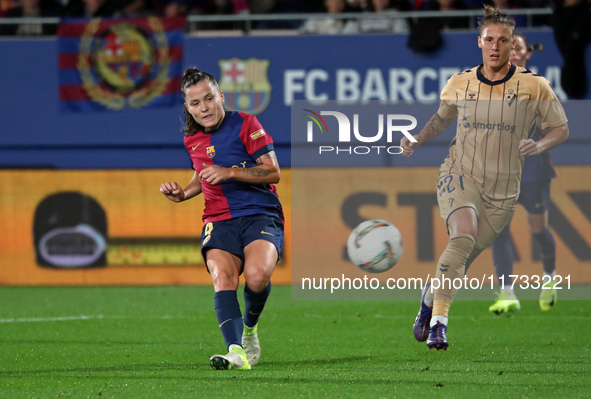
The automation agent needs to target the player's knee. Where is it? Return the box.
[527,213,547,234]
[245,273,270,293]
[244,266,272,293]
[210,266,239,291]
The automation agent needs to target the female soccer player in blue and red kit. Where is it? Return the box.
[160,68,284,370]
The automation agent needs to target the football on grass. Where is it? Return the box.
[346,219,403,273]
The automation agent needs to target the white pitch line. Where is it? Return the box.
[0,315,106,323]
[0,314,189,323]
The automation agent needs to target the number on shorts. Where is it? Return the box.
[438,175,465,197]
[204,222,213,239]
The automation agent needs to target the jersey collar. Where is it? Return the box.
[201,110,231,134]
[476,63,516,86]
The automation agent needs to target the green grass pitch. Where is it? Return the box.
[0,285,589,398]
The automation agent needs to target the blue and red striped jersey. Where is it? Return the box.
[185,111,283,223]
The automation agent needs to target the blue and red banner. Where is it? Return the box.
[57,16,185,112]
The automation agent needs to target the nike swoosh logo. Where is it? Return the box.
[249,311,261,316]
[261,230,274,236]
[535,202,543,208]
[191,144,200,150]
[218,318,231,328]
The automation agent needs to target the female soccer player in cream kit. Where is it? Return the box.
[401,6,569,350]
[160,68,284,369]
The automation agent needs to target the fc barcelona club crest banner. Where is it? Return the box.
[57,16,185,112]
[219,58,271,115]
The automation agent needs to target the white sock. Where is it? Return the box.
[501,286,515,295]
[430,315,448,327]
[544,271,557,280]
[543,271,557,288]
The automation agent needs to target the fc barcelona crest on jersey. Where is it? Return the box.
[206,145,215,158]
[218,58,271,115]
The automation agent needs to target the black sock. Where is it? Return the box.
[533,228,556,275]
[243,282,271,329]
[214,290,243,349]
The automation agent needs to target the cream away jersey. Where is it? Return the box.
[437,64,567,210]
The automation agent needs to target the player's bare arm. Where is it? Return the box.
[200,150,280,185]
[160,171,202,202]
[519,123,569,156]
[401,111,455,157]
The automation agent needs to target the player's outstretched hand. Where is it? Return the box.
[160,181,186,202]
[519,138,542,156]
[400,135,420,157]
